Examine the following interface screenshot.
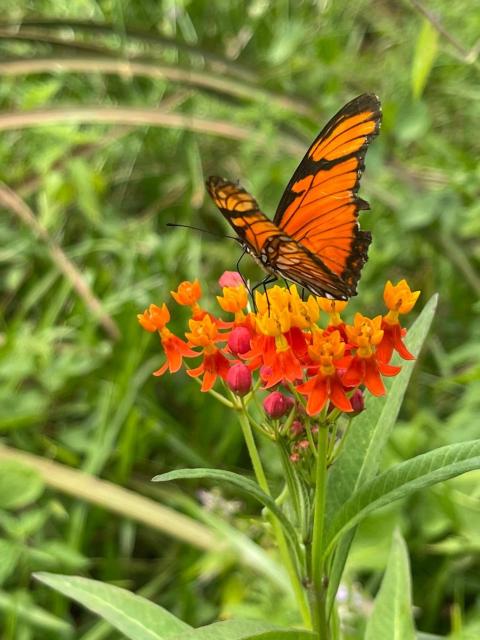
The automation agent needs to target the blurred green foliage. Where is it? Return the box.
[0,1,479,638]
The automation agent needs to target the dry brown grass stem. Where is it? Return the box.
[0,56,314,117]
[0,106,305,155]
[0,182,121,340]
[0,443,219,551]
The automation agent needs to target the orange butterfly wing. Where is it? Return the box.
[206,176,350,298]
[206,176,281,256]
[273,93,381,295]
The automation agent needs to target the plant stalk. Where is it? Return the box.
[236,407,312,628]
[311,423,330,638]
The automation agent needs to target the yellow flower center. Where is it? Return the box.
[185,315,218,349]
[346,313,384,358]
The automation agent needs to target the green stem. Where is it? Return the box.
[311,422,329,638]
[236,405,312,629]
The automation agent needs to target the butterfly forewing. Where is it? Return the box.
[273,94,381,293]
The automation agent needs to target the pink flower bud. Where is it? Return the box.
[218,271,244,288]
[226,363,252,397]
[298,439,310,450]
[228,326,251,355]
[263,391,294,419]
[291,420,304,436]
[289,452,300,463]
[350,388,365,414]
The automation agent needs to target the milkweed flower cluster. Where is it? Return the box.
[138,275,420,419]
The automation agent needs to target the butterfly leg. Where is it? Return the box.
[235,248,251,293]
[249,274,277,313]
[251,274,277,298]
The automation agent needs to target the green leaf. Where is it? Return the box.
[247,634,316,640]
[326,295,437,606]
[0,460,44,509]
[168,619,315,640]
[153,468,301,564]
[34,573,191,640]
[411,20,439,99]
[365,531,416,640]
[324,439,480,556]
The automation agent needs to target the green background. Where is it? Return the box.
[0,1,479,638]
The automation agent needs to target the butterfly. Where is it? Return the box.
[206,93,382,300]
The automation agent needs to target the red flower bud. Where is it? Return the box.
[226,363,252,397]
[228,326,251,355]
[263,391,294,419]
[350,388,365,414]
[218,271,244,288]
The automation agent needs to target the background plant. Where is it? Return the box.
[0,1,479,638]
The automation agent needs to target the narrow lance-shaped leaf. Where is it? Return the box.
[324,439,480,557]
[35,573,191,640]
[153,468,302,566]
[365,530,416,640]
[168,619,316,640]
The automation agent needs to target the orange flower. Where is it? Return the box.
[137,304,197,376]
[343,313,400,395]
[152,329,198,377]
[183,314,231,390]
[317,297,348,327]
[171,279,202,306]
[377,280,420,362]
[296,330,352,415]
[244,333,302,388]
[171,279,205,319]
[185,315,222,353]
[187,350,230,391]
[137,303,170,332]
[288,288,320,329]
[383,280,420,318]
[217,285,248,323]
[345,313,384,358]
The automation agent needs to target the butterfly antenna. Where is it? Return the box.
[166,222,239,242]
